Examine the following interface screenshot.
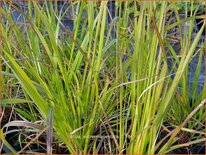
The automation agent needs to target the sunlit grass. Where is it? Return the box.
[0,0,205,154]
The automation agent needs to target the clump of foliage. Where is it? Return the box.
[0,0,205,154]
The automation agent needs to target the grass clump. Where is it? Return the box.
[0,0,205,154]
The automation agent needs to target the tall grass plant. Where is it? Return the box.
[0,0,205,154]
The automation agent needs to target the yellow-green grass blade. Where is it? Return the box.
[2,51,49,117]
[0,98,33,105]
